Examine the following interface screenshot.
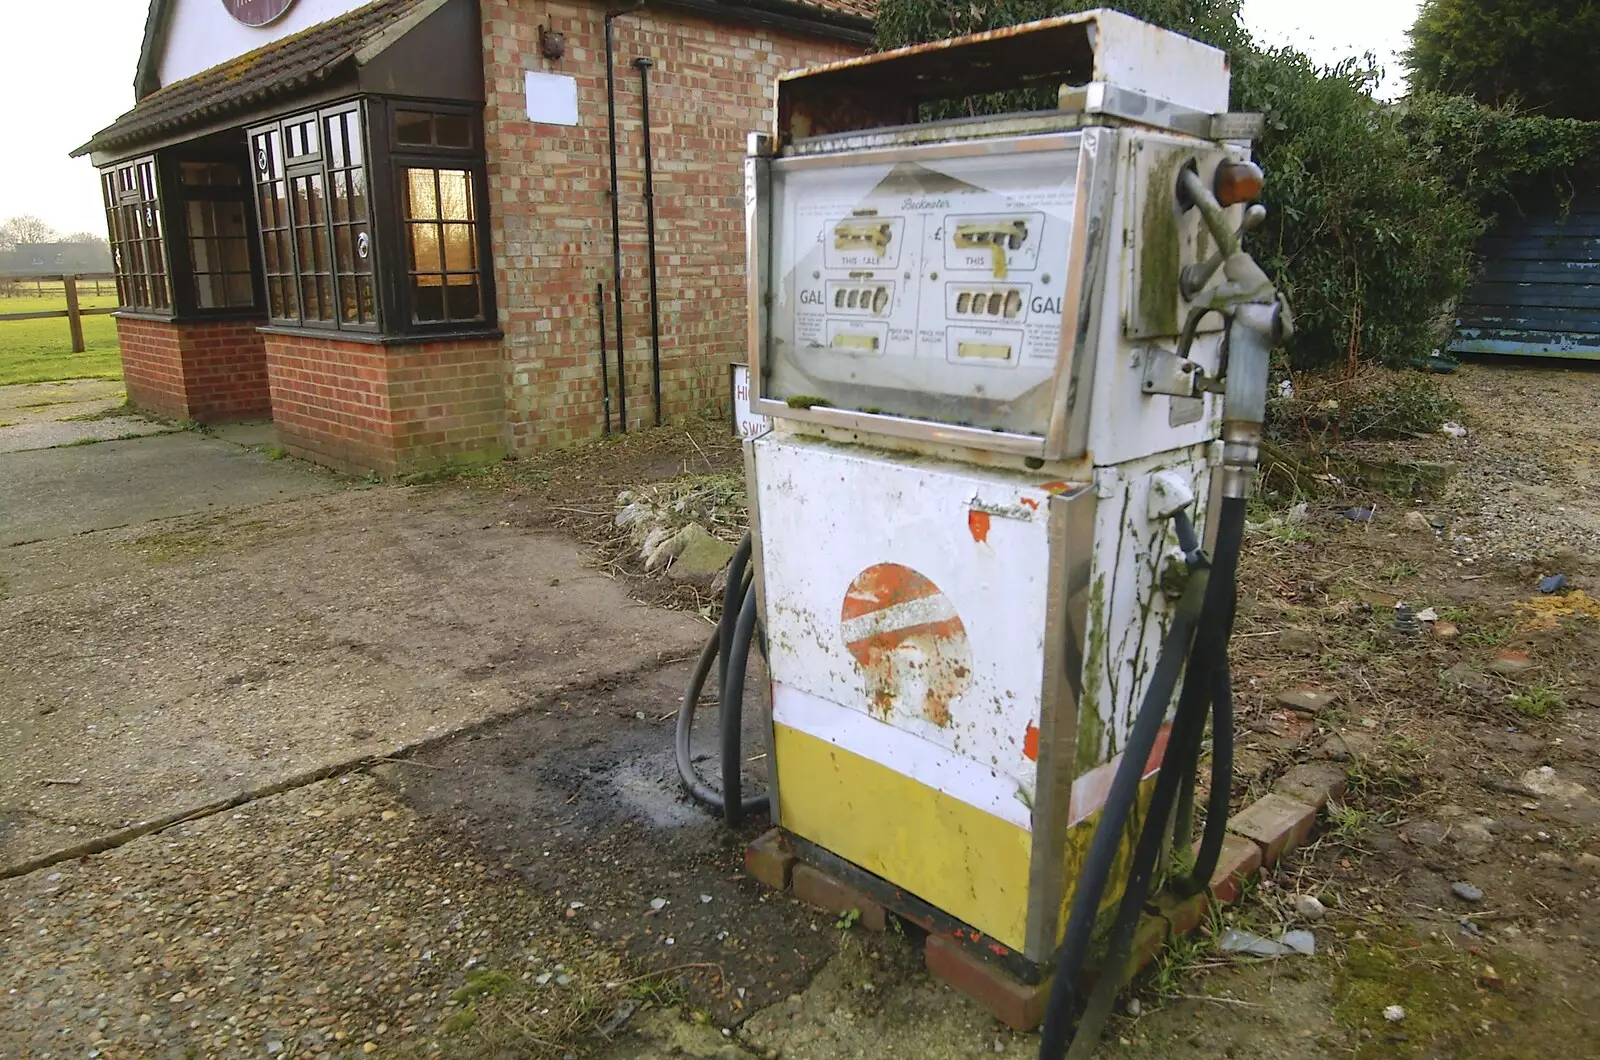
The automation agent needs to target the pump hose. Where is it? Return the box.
[675,531,770,825]
[1038,495,1247,1060]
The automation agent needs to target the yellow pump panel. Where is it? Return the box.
[774,723,1033,948]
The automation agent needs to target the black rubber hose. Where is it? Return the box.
[1036,569,1208,1056]
[720,535,753,698]
[1065,680,1213,1056]
[676,629,726,807]
[1040,496,1249,1060]
[720,580,762,826]
[676,532,768,820]
[1170,497,1245,896]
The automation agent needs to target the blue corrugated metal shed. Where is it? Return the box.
[1448,194,1600,359]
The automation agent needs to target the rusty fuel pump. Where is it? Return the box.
[675,12,1292,1057]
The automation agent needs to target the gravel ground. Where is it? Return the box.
[0,773,619,1060]
[5,366,1599,1060]
[1438,361,1600,570]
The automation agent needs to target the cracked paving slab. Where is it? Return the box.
[0,484,708,869]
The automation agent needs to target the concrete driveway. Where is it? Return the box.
[0,406,708,871]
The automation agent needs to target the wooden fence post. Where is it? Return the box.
[64,275,86,354]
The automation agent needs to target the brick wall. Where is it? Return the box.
[117,317,188,421]
[482,1,863,450]
[115,316,270,423]
[264,333,505,476]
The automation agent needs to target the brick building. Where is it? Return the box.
[75,0,868,473]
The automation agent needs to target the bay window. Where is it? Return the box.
[247,98,492,338]
[178,161,256,311]
[99,149,264,318]
[102,158,170,313]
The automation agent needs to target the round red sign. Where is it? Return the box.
[221,0,296,27]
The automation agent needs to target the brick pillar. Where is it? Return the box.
[115,316,270,423]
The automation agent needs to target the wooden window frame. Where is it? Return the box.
[247,97,494,340]
[164,152,266,318]
[248,101,376,334]
[101,156,172,314]
[367,97,496,339]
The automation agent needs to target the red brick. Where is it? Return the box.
[117,317,270,423]
[1272,762,1349,810]
[1129,913,1169,974]
[790,863,886,932]
[924,933,1051,1031]
[1199,833,1264,905]
[1153,890,1211,939]
[1227,793,1318,867]
[744,828,796,892]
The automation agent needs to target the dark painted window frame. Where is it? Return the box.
[247,95,495,342]
[101,156,172,314]
[101,148,270,321]
[161,148,268,319]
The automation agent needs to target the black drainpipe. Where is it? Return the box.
[633,56,664,427]
[604,8,638,432]
[596,282,611,433]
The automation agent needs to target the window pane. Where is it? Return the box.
[305,174,325,231]
[407,169,437,219]
[349,169,367,221]
[330,170,349,223]
[413,279,444,323]
[442,223,474,272]
[221,236,250,273]
[325,113,347,167]
[445,279,480,321]
[396,110,432,145]
[435,113,472,148]
[409,222,441,272]
[339,275,359,324]
[296,227,315,270]
[335,226,354,273]
[227,274,254,306]
[438,170,472,221]
[315,275,333,321]
[287,119,318,158]
[357,275,374,321]
[253,131,279,179]
[268,276,288,317]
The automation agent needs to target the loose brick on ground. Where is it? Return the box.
[745,828,796,892]
[1227,792,1318,866]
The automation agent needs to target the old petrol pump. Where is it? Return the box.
[675,11,1292,1057]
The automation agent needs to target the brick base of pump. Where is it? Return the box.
[746,763,1345,1032]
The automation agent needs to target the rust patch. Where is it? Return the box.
[1023,721,1040,762]
[967,509,992,543]
[840,563,973,728]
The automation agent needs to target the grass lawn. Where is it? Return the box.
[0,292,123,386]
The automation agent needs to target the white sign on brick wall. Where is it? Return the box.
[525,71,579,126]
[730,363,771,440]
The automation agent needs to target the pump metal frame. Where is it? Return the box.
[745,127,1120,463]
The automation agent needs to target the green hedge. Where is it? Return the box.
[873,1,1600,369]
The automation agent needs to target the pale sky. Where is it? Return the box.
[0,0,1418,238]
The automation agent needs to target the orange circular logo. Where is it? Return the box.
[840,563,972,727]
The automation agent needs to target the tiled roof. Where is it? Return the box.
[74,0,423,158]
[790,0,876,19]
[77,0,878,159]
